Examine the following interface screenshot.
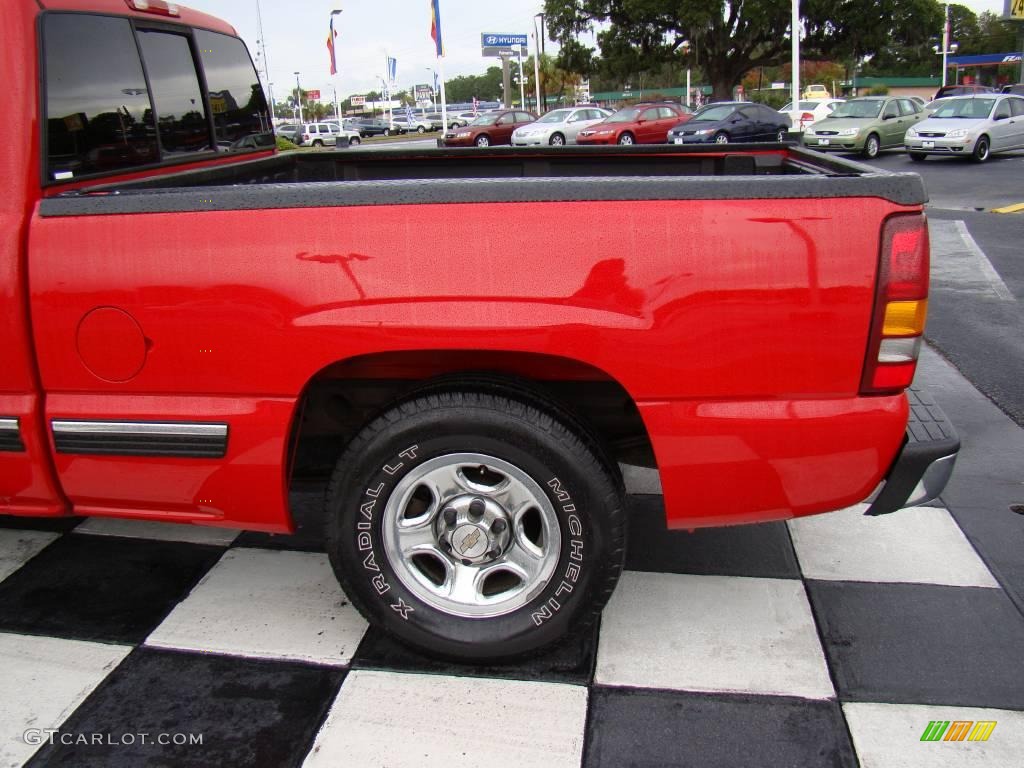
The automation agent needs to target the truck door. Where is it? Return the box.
[28,10,290,533]
[0,1,67,518]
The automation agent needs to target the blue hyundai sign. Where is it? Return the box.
[481,33,528,48]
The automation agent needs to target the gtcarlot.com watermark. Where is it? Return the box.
[24,729,203,747]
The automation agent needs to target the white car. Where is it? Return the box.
[511,106,613,146]
[905,94,1024,162]
[779,99,845,132]
[298,122,361,147]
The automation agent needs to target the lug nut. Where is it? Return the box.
[461,558,473,566]
[468,498,485,519]
[487,548,501,559]
[491,519,507,534]
[443,507,457,526]
[441,541,452,553]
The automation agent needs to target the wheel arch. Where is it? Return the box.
[287,349,655,485]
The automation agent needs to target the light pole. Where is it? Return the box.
[532,14,543,113]
[294,71,303,123]
[425,67,436,109]
[330,10,343,121]
[681,40,691,107]
[934,4,959,87]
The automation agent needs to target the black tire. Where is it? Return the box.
[383,128,391,136]
[549,132,566,146]
[475,135,491,147]
[908,152,927,162]
[971,135,990,163]
[713,132,729,144]
[617,132,635,145]
[349,137,360,146]
[312,139,324,147]
[325,390,626,662]
[417,126,426,134]
[862,133,880,159]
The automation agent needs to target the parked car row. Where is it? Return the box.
[444,101,794,148]
[803,94,1024,162]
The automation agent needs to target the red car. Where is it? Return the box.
[577,102,691,145]
[442,109,537,147]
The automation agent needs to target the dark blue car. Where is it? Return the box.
[668,102,790,144]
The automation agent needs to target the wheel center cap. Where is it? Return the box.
[452,524,489,559]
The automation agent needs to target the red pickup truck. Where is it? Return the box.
[2,0,958,661]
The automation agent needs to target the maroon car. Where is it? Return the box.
[442,109,537,147]
[576,103,692,145]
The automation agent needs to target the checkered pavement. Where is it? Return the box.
[2,465,1023,767]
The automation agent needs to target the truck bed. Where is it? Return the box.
[41,145,927,217]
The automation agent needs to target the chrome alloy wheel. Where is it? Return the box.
[381,453,562,618]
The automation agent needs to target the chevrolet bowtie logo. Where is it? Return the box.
[460,529,482,552]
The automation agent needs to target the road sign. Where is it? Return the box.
[1004,0,1023,20]
[307,89,321,100]
[415,85,433,102]
[481,33,528,57]
[351,95,366,107]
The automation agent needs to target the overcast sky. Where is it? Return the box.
[185,0,1011,104]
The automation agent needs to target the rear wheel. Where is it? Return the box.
[971,135,990,163]
[862,133,880,159]
[349,137,361,146]
[714,132,729,144]
[312,139,324,147]
[326,390,626,661]
[475,135,491,147]
[617,132,635,145]
[549,133,566,146]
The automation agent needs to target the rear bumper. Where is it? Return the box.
[865,387,960,516]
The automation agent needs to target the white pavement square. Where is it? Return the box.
[595,571,834,699]
[0,632,130,767]
[844,702,1024,768]
[145,548,367,666]
[303,670,588,768]
[788,504,999,588]
[0,529,59,583]
[74,517,240,547]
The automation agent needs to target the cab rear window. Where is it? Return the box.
[42,13,272,184]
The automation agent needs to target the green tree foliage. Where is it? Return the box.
[444,66,504,102]
[544,0,944,99]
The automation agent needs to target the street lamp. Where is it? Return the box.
[330,11,343,123]
[934,3,960,87]
[294,71,303,123]
[425,67,436,108]
[533,13,544,113]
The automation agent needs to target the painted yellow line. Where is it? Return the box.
[991,202,1024,214]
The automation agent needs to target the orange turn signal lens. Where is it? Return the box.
[882,299,927,337]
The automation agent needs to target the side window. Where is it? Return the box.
[994,101,1011,120]
[515,112,533,123]
[641,108,660,121]
[136,30,212,155]
[1010,98,1024,117]
[659,107,678,119]
[883,102,900,118]
[898,99,918,116]
[43,13,159,182]
[194,29,272,148]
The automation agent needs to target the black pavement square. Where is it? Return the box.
[625,496,800,579]
[808,580,1024,709]
[584,687,857,768]
[0,514,82,533]
[351,621,599,686]
[233,482,327,552]
[25,647,345,768]
[0,534,223,644]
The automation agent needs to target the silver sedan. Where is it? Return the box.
[512,107,612,146]
[905,94,1024,163]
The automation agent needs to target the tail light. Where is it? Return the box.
[800,112,814,127]
[860,213,930,394]
[302,134,310,142]
[125,0,180,15]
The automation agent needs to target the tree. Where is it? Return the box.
[544,0,944,100]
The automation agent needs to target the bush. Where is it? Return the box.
[749,90,790,109]
[276,135,297,151]
[869,85,889,95]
